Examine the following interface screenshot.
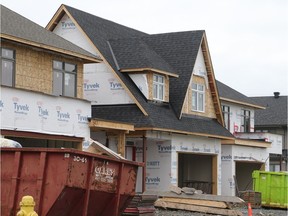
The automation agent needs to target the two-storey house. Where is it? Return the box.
[47,4,234,195]
[0,5,101,149]
[251,93,288,171]
[217,80,283,196]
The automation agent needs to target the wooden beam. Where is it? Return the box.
[212,155,218,195]
[89,119,134,131]
[120,68,179,78]
[159,197,228,209]
[135,128,234,140]
[222,139,271,148]
[154,200,243,216]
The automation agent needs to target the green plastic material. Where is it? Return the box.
[253,170,288,209]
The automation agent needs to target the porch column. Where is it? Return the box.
[117,131,126,157]
[142,136,147,192]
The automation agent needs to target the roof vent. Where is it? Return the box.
[274,92,280,98]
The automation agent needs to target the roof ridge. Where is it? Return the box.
[63,4,148,36]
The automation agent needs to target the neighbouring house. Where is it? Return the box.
[47,4,234,195]
[251,92,288,171]
[217,80,283,196]
[0,5,101,148]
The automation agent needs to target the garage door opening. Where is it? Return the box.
[178,153,217,194]
[235,161,263,193]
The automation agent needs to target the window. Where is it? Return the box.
[192,83,205,112]
[53,61,77,97]
[240,109,250,132]
[1,48,15,87]
[222,105,230,130]
[153,74,164,101]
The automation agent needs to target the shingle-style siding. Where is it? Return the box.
[182,75,216,118]
[2,41,84,98]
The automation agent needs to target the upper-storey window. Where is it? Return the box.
[192,83,205,112]
[240,109,251,132]
[153,74,164,101]
[1,48,15,87]
[222,105,230,131]
[53,60,77,97]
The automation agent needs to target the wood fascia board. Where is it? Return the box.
[221,138,271,148]
[46,5,148,116]
[89,119,134,131]
[135,127,234,140]
[201,33,224,126]
[1,34,101,63]
[46,4,66,30]
[220,97,266,109]
[120,68,179,78]
[1,130,83,141]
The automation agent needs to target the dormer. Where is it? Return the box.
[181,35,223,123]
[108,38,178,103]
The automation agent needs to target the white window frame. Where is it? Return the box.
[153,74,165,101]
[192,83,205,112]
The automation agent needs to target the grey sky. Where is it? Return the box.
[2,0,288,97]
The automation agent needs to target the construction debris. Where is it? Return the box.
[84,138,126,159]
[122,193,158,216]
[151,186,244,216]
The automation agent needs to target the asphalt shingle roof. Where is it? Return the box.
[251,95,287,127]
[217,80,262,107]
[108,37,176,74]
[0,5,99,60]
[92,104,233,138]
[142,31,204,117]
[63,5,231,138]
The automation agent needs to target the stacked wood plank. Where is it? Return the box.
[122,193,158,216]
[152,186,244,216]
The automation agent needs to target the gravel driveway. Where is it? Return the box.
[155,206,288,216]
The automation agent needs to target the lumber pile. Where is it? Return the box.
[153,186,244,216]
[84,138,126,159]
[122,193,158,216]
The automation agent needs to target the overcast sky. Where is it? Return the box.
[2,0,288,97]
